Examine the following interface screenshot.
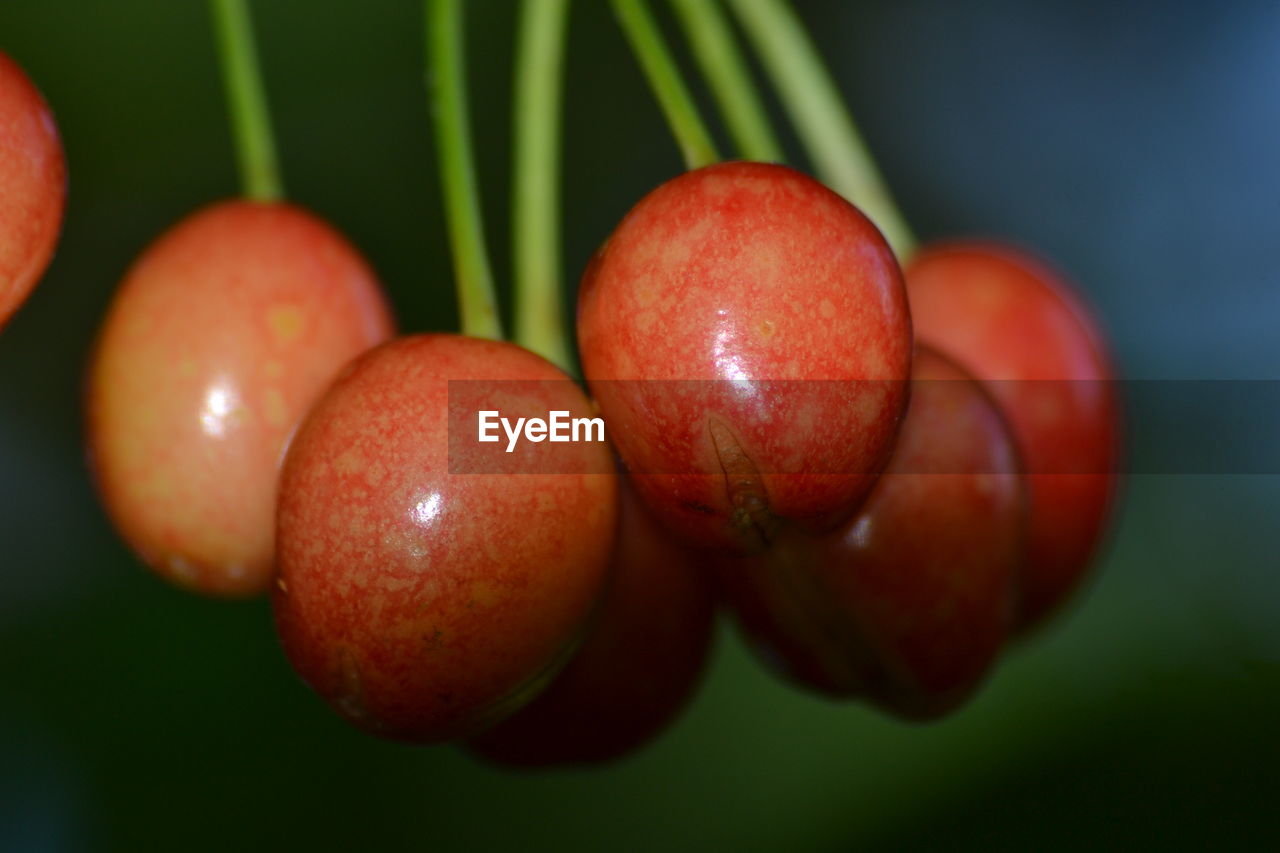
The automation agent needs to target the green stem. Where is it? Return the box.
[210,0,283,200]
[427,0,503,340]
[668,0,783,163]
[612,0,719,170]
[726,0,916,257]
[513,0,572,371]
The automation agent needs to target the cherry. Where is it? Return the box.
[905,243,1120,632]
[86,201,393,597]
[469,480,715,766]
[715,347,1024,718]
[0,51,65,329]
[578,161,911,554]
[272,334,617,742]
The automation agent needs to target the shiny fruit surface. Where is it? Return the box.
[470,481,715,766]
[717,348,1024,717]
[273,334,617,742]
[0,51,66,328]
[578,161,911,553]
[906,243,1119,631]
[86,200,393,597]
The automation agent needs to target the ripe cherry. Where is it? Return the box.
[715,347,1025,718]
[0,51,65,329]
[577,161,911,554]
[273,334,617,742]
[905,243,1120,632]
[86,201,393,597]
[469,480,715,766]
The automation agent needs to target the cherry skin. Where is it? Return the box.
[469,480,715,766]
[273,334,618,742]
[0,52,66,329]
[715,347,1025,718]
[578,161,911,554]
[86,201,394,597]
[905,243,1119,632]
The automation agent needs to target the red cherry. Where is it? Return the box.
[905,243,1120,632]
[578,161,911,553]
[273,334,618,742]
[716,347,1025,718]
[469,480,715,766]
[86,201,394,597]
[0,52,66,329]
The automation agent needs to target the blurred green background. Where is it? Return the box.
[2,0,1278,849]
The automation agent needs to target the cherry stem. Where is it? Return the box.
[513,0,573,371]
[668,0,783,163]
[428,0,504,340]
[726,0,916,258]
[210,0,284,201]
[611,0,720,170]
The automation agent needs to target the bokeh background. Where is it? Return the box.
[2,0,1278,849]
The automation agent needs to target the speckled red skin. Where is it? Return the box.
[906,243,1119,633]
[716,348,1025,718]
[273,335,618,743]
[468,481,715,766]
[86,201,393,597]
[0,52,65,329]
[578,162,911,554]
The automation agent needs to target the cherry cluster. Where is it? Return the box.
[84,165,1118,764]
[577,161,1120,723]
[1,3,1120,769]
